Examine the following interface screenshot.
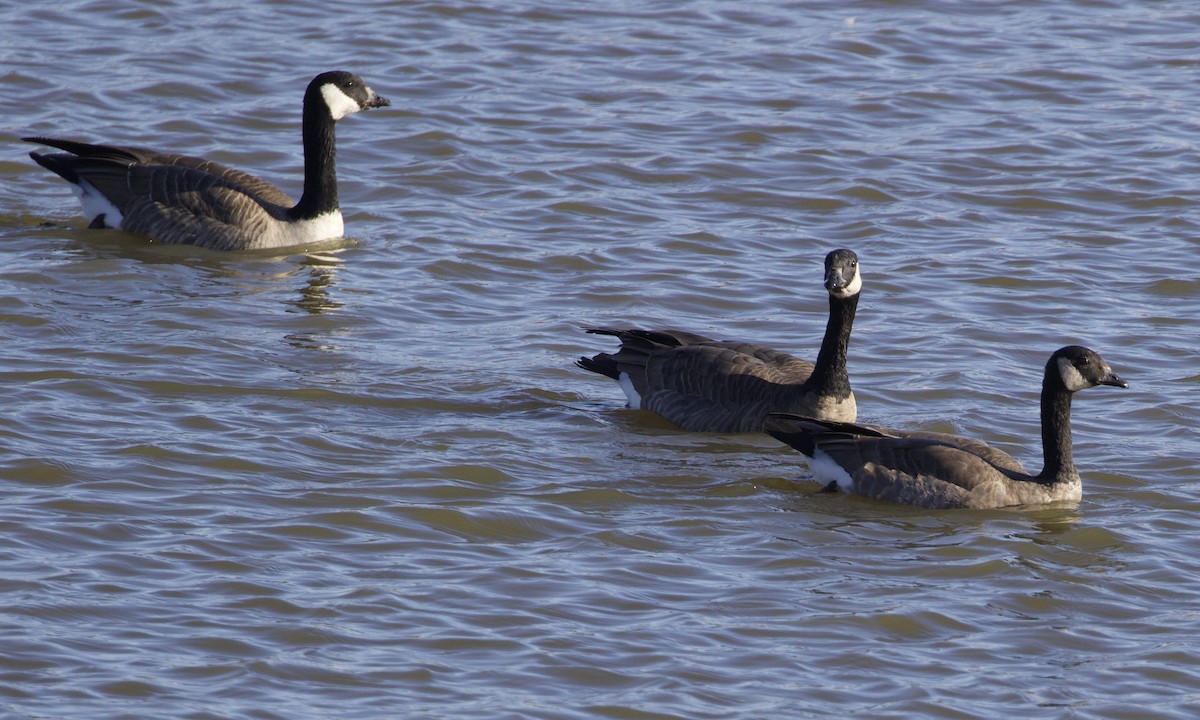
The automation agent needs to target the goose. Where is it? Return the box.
[576,248,861,433]
[764,345,1128,509]
[23,70,389,251]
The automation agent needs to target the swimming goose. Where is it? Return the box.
[576,248,861,433]
[764,345,1128,509]
[24,70,389,251]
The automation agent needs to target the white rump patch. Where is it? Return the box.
[1056,357,1090,392]
[321,83,363,120]
[75,179,124,228]
[809,448,854,492]
[617,372,642,410]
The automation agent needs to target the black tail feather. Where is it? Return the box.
[576,353,620,380]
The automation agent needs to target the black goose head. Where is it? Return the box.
[824,248,861,300]
[309,71,390,120]
[1051,345,1128,393]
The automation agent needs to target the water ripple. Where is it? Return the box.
[0,1,1198,718]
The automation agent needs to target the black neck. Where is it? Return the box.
[804,291,858,399]
[1037,377,1076,484]
[290,93,339,220]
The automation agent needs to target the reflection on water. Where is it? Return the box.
[1026,509,1084,539]
[285,250,349,350]
[291,250,346,316]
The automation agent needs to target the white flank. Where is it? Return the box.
[75,180,124,228]
[321,84,362,120]
[617,372,642,410]
[809,448,854,492]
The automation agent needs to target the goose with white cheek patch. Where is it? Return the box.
[24,71,389,251]
[764,345,1128,509]
[577,248,861,433]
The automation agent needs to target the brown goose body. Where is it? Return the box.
[765,346,1128,509]
[25,71,389,251]
[577,249,861,433]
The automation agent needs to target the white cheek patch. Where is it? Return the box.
[842,265,863,296]
[1057,357,1090,392]
[618,372,642,410]
[809,448,854,491]
[321,84,362,120]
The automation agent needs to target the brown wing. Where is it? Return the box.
[25,137,295,209]
[62,160,281,249]
[816,435,1021,508]
[140,152,294,209]
[639,343,815,432]
[578,327,718,383]
[765,413,1031,508]
[580,328,819,432]
[867,427,1028,475]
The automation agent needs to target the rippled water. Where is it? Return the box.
[1,1,1198,717]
